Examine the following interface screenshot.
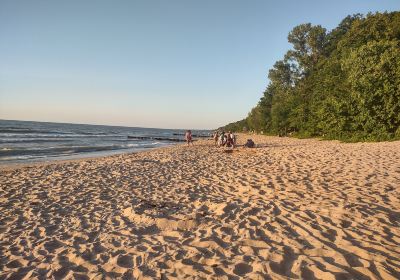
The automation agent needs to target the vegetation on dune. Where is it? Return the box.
[224,12,400,142]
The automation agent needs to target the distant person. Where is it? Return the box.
[244,139,255,148]
[227,131,236,148]
[219,131,227,147]
[213,131,219,146]
[185,130,193,146]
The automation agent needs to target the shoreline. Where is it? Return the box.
[1,134,399,279]
[1,132,394,172]
[0,119,209,170]
[0,144,181,171]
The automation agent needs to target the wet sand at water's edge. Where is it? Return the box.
[1,134,399,279]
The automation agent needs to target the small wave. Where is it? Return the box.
[0,138,75,144]
[127,135,185,142]
[0,128,74,135]
[124,143,139,148]
[0,155,33,161]
[78,131,110,135]
[0,143,163,158]
[0,120,209,163]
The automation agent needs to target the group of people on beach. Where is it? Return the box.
[213,131,236,148]
[185,130,255,149]
[184,130,236,148]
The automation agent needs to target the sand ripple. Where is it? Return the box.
[1,135,399,279]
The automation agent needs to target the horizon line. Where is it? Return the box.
[0,118,214,131]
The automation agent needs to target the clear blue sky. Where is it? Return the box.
[1,0,398,129]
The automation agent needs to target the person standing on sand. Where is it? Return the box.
[219,131,227,147]
[227,131,236,148]
[185,130,193,146]
[213,131,219,146]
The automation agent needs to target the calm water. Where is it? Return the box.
[0,120,210,164]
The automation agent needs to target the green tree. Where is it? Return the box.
[343,40,400,139]
[324,14,362,55]
[286,23,327,76]
[223,12,400,141]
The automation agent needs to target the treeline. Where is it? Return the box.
[224,12,400,142]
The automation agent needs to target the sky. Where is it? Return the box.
[0,0,399,129]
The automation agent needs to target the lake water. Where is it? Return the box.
[0,120,210,164]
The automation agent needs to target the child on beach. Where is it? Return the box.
[185,130,193,146]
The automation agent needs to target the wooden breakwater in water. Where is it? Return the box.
[127,136,188,142]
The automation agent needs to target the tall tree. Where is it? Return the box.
[286,23,327,76]
[343,40,400,138]
[224,12,400,141]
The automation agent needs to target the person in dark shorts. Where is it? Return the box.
[226,131,236,148]
[218,131,227,146]
[185,130,193,146]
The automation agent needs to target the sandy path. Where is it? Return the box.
[1,135,399,279]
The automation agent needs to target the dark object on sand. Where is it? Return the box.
[244,139,255,148]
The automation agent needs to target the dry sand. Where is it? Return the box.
[1,134,399,279]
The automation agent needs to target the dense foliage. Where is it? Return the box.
[224,12,400,141]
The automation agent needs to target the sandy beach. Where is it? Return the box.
[1,134,399,279]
